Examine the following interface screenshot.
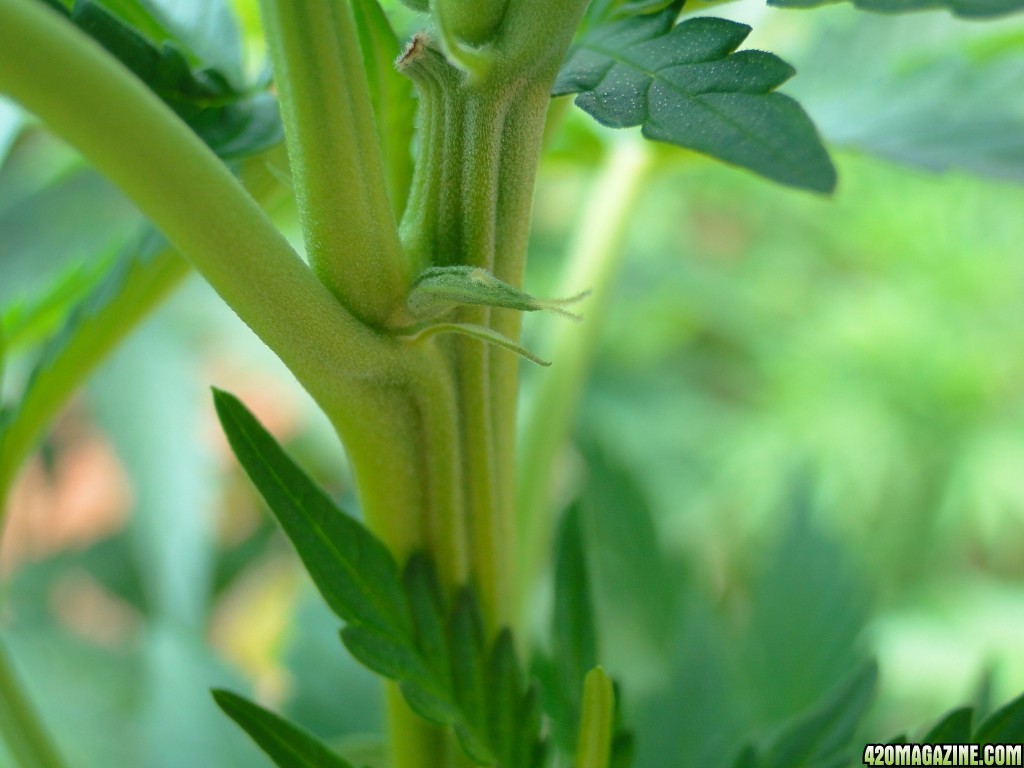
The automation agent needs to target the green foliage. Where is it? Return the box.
[554,2,836,192]
[880,691,1024,746]
[213,691,356,768]
[5,0,1024,767]
[972,692,1024,744]
[788,11,1024,184]
[767,0,1024,18]
[213,389,546,767]
[737,663,878,768]
[921,707,972,743]
[213,388,410,638]
[35,0,281,158]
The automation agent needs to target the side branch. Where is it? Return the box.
[0,0,397,407]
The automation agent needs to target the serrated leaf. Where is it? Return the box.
[213,690,356,768]
[340,624,427,682]
[554,5,836,192]
[974,691,1024,744]
[43,0,282,158]
[760,662,877,768]
[767,0,1024,18]
[402,554,451,685]
[212,389,410,638]
[350,0,415,217]
[399,679,463,725]
[211,394,543,766]
[448,590,494,764]
[487,630,522,761]
[923,707,972,743]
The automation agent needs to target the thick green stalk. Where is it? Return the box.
[396,0,590,638]
[258,0,409,324]
[0,641,66,768]
[517,139,652,603]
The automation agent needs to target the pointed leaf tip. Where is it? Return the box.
[213,689,357,768]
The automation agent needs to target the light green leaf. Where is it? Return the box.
[0,234,187,511]
[213,690,356,768]
[788,12,1024,184]
[212,389,411,638]
[767,0,1024,18]
[400,321,552,366]
[407,265,587,321]
[554,3,836,192]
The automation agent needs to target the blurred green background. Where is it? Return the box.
[2,0,1024,766]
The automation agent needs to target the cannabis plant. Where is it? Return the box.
[1,0,1023,766]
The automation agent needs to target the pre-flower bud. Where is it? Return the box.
[435,0,509,47]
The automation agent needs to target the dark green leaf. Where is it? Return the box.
[213,690,356,768]
[340,624,427,682]
[923,707,972,744]
[974,691,1024,744]
[212,392,543,765]
[767,0,1024,18]
[554,4,836,192]
[486,630,521,761]
[731,745,761,768]
[399,679,463,725]
[610,730,636,768]
[212,389,410,638]
[760,662,878,768]
[448,590,493,764]
[40,0,282,158]
[402,554,451,685]
[510,685,545,768]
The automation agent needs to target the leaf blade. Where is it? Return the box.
[211,389,410,638]
[555,8,836,192]
[213,690,356,768]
